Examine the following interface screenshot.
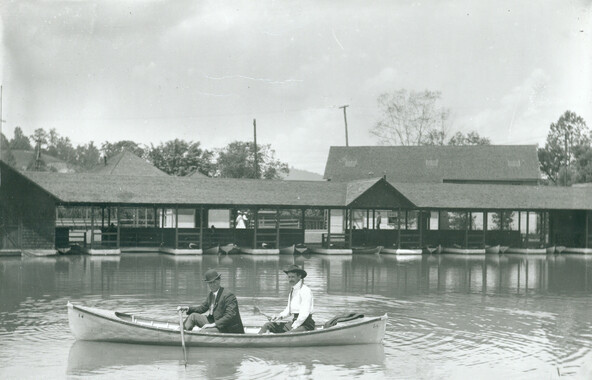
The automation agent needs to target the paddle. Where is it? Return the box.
[177,307,188,367]
[253,305,273,321]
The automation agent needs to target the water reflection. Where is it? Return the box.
[2,253,592,379]
[67,341,385,378]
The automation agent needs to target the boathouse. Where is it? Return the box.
[0,145,591,255]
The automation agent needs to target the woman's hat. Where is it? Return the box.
[283,264,307,279]
[203,269,221,283]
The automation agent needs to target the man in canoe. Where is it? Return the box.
[179,269,245,333]
[258,265,315,334]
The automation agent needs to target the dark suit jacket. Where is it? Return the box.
[187,287,245,333]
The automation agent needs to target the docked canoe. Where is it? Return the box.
[203,245,220,255]
[279,245,295,255]
[352,246,382,255]
[485,245,500,254]
[220,243,240,254]
[294,244,309,255]
[381,247,422,255]
[505,247,547,254]
[67,303,387,347]
[442,247,486,255]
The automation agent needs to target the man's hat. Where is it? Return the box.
[283,264,307,279]
[203,269,221,283]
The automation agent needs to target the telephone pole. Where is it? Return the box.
[339,105,349,146]
[253,119,259,179]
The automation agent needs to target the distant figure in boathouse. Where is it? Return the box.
[258,265,315,334]
[235,211,248,229]
[179,269,245,333]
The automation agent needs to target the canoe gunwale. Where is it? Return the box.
[68,302,387,340]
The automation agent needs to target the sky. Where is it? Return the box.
[1,0,591,174]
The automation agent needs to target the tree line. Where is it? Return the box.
[1,127,289,179]
[1,89,589,184]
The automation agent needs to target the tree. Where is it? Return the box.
[148,139,214,176]
[75,142,101,171]
[216,141,289,179]
[1,132,16,166]
[573,144,592,183]
[101,140,147,159]
[371,89,451,145]
[538,111,589,185]
[46,128,76,165]
[9,126,32,150]
[447,131,491,146]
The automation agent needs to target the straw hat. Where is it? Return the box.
[283,264,307,279]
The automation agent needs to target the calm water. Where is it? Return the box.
[1,253,592,379]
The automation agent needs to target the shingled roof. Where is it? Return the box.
[92,151,168,176]
[324,145,540,183]
[392,182,592,210]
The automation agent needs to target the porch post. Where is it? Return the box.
[585,211,589,249]
[254,208,258,249]
[90,206,95,249]
[465,211,469,248]
[199,207,204,249]
[175,205,179,250]
[418,210,423,249]
[348,208,353,248]
[301,208,306,243]
[275,208,280,249]
[116,206,120,248]
[483,211,488,248]
[518,211,522,247]
[525,211,530,248]
[327,208,332,247]
[397,207,401,248]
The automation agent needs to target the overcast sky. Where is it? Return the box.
[1,0,591,174]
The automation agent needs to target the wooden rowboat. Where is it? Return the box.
[294,244,309,255]
[352,246,382,255]
[220,243,240,254]
[279,245,295,255]
[203,245,220,255]
[67,302,387,347]
[485,245,500,254]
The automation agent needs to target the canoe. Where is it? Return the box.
[352,246,382,255]
[67,302,387,347]
[203,245,220,255]
[279,245,295,255]
[381,247,422,255]
[545,246,556,254]
[485,245,500,254]
[240,247,279,255]
[442,247,486,255]
[220,243,240,254]
[294,244,309,255]
[505,247,547,254]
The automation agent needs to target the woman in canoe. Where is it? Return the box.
[258,265,315,334]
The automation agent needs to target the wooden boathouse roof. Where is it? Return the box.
[14,166,592,211]
[91,151,168,177]
[324,145,540,184]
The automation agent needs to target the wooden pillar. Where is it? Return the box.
[483,211,488,248]
[348,208,353,248]
[301,208,306,243]
[518,211,522,247]
[418,210,423,248]
[275,208,280,249]
[90,206,95,249]
[199,207,204,249]
[254,208,258,249]
[464,212,469,248]
[525,211,530,248]
[175,206,179,250]
[116,206,120,248]
[397,207,401,248]
[327,209,332,247]
[372,209,375,229]
[585,211,589,249]
[366,209,370,229]
[101,206,105,229]
[161,207,165,244]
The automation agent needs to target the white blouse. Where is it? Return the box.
[279,279,314,329]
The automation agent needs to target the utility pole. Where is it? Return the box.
[339,105,349,146]
[253,119,259,179]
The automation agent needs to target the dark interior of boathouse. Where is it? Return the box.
[1,145,591,254]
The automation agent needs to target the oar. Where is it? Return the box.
[253,305,273,321]
[177,308,188,367]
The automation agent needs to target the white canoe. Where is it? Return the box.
[67,303,387,347]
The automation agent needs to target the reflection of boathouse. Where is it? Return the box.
[0,145,591,255]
